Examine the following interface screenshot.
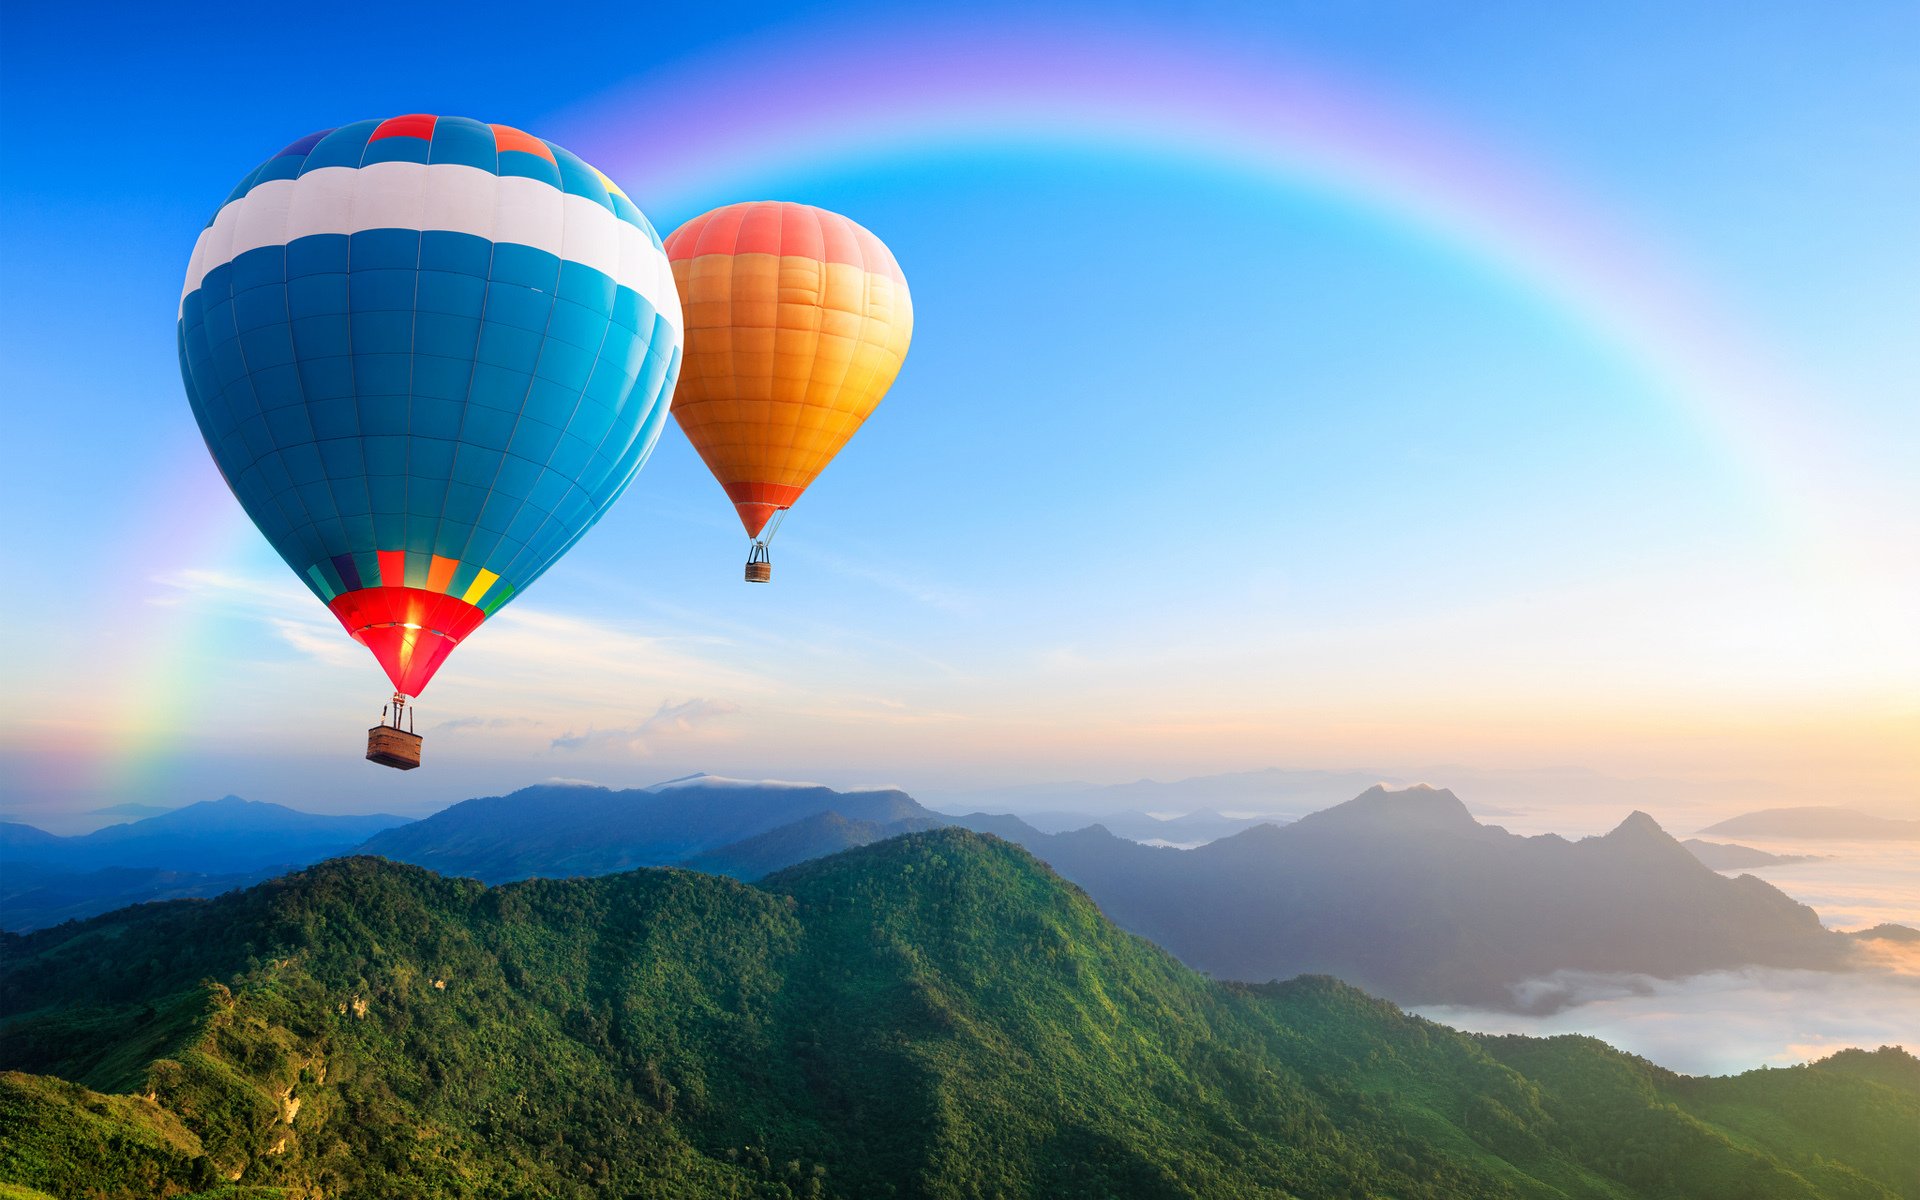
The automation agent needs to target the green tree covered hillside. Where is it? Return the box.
[1,831,1914,1199]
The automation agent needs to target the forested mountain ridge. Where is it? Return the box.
[8,782,1869,1013]
[355,779,1862,1010]
[679,810,945,879]
[2,831,1915,1199]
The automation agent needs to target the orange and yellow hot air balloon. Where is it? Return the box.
[664,201,912,581]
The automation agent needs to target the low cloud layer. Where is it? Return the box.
[1724,841,1920,931]
[1415,957,1920,1076]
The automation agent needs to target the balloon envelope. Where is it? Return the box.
[178,115,681,695]
[664,201,911,538]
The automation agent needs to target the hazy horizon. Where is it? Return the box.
[8,759,1912,834]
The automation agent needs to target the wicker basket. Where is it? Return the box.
[744,561,772,583]
[366,725,423,770]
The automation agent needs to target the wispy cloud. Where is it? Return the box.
[1852,935,1920,977]
[153,568,356,667]
[471,607,772,703]
[151,567,313,612]
[790,543,977,615]
[123,560,992,775]
[431,715,540,735]
[271,618,359,666]
[551,697,741,754]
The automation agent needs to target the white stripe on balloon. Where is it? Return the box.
[179,161,681,335]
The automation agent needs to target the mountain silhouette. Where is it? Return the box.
[7,782,1868,1008]
[1684,838,1820,870]
[0,796,410,874]
[0,799,412,932]
[0,823,60,852]
[0,862,284,932]
[363,780,1861,1008]
[1699,806,1920,840]
[679,809,945,878]
[2,831,1913,1199]
[980,808,1283,841]
[954,786,1852,1007]
[88,801,179,820]
[931,766,1407,817]
[357,776,934,882]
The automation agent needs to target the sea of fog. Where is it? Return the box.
[1720,838,1920,932]
[1415,837,1920,1076]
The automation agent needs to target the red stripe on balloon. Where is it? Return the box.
[665,201,904,278]
[370,113,437,142]
[327,586,487,697]
[724,481,806,508]
[722,481,806,539]
[377,550,407,588]
[491,124,558,163]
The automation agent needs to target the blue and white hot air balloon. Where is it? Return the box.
[177,115,681,765]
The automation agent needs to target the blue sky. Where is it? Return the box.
[1,0,1914,818]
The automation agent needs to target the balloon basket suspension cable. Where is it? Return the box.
[366,691,422,771]
[743,508,788,584]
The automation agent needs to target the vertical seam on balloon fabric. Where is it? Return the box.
[403,142,432,581]
[289,144,356,585]
[336,124,376,568]
[498,178,574,595]
[517,253,627,589]
[442,150,506,600]
[220,187,280,557]
[418,126,479,596]
[791,209,833,499]
[838,250,883,483]
[527,188,625,581]
[730,203,751,494]
[275,148,326,587]
[470,141,566,603]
